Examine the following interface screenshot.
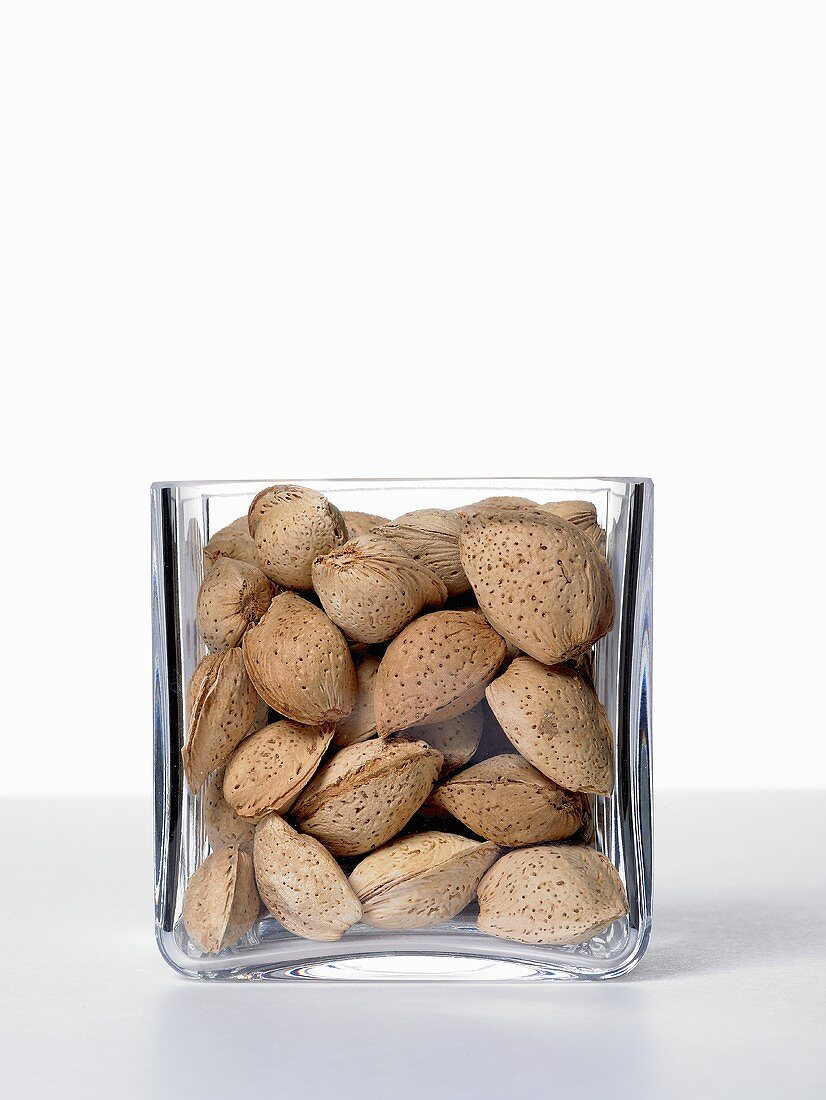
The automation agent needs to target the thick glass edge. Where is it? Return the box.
[152,477,653,981]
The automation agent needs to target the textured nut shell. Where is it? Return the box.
[477,845,628,945]
[486,657,614,795]
[204,516,261,571]
[248,484,347,589]
[374,610,507,736]
[196,557,275,651]
[541,500,607,555]
[341,511,388,537]
[182,846,260,954]
[464,496,538,512]
[183,650,259,791]
[292,739,443,856]
[223,720,334,818]
[242,592,357,724]
[375,509,469,596]
[398,704,484,776]
[204,768,258,850]
[432,754,586,846]
[253,814,362,941]
[349,831,499,929]
[335,654,380,747]
[459,507,614,665]
[312,534,447,644]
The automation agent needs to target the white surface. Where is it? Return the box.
[2,3,826,797]
[1,793,823,1098]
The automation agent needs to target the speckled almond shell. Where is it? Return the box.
[486,656,614,795]
[334,654,381,747]
[341,511,388,537]
[540,500,607,556]
[248,484,348,590]
[203,768,259,850]
[375,508,469,596]
[291,738,443,856]
[222,720,334,818]
[459,506,614,665]
[463,495,538,512]
[203,516,262,572]
[253,814,362,941]
[312,533,447,644]
[397,703,485,776]
[431,753,586,846]
[477,845,628,945]
[242,592,357,725]
[183,649,259,791]
[196,556,275,651]
[349,831,499,930]
[182,846,260,954]
[374,610,507,736]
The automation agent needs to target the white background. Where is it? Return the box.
[1,2,824,796]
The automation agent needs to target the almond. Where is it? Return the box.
[196,557,275,651]
[349,831,499,929]
[397,703,484,776]
[223,720,334,818]
[203,768,258,851]
[464,495,538,511]
[375,508,469,596]
[374,610,507,736]
[182,846,260,954]
[459,506,614,665]
[242,592,357,725]
[312,533,447,644]
[203,516,261,572]
[477,845,628,945]
[291,738,443,856]
[183,649,259,791]
[541,500,607,555]
[431,753,586,845]
[486,656,614,795]
[341,511,388,537]
[334,654,380,747]
[253,814,362,941]
[248,484,347,590]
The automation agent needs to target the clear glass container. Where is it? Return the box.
[152,478,653,981]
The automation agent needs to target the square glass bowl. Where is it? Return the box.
[152,478,653,981]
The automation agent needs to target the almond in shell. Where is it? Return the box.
[334,654,381,747]
[183,649,259,791]
[182,846,260,954]
[375,508,469,596]
[203,768,258,851]
[374,610,507,736]
[541,500,607,555]
[223,720,334,818]
[397,703,484,776]
[431,753,586,846]
[242,592,357,725]
[477,845,628,945]
[291,738,443,856]
[196,556,275,651]
[253,814,362,941]
[349,831,499,929]
[459,506,614,665]
[248,484,347,590]
[203,516,261,572]
[341,511,388,537]
[486,656,614,795]
[312,534,447,644]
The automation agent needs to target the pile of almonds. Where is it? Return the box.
[182,486,628,955]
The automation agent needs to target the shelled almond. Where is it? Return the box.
[180,485,627,955]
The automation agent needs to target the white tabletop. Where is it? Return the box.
[1,793,823,1098]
